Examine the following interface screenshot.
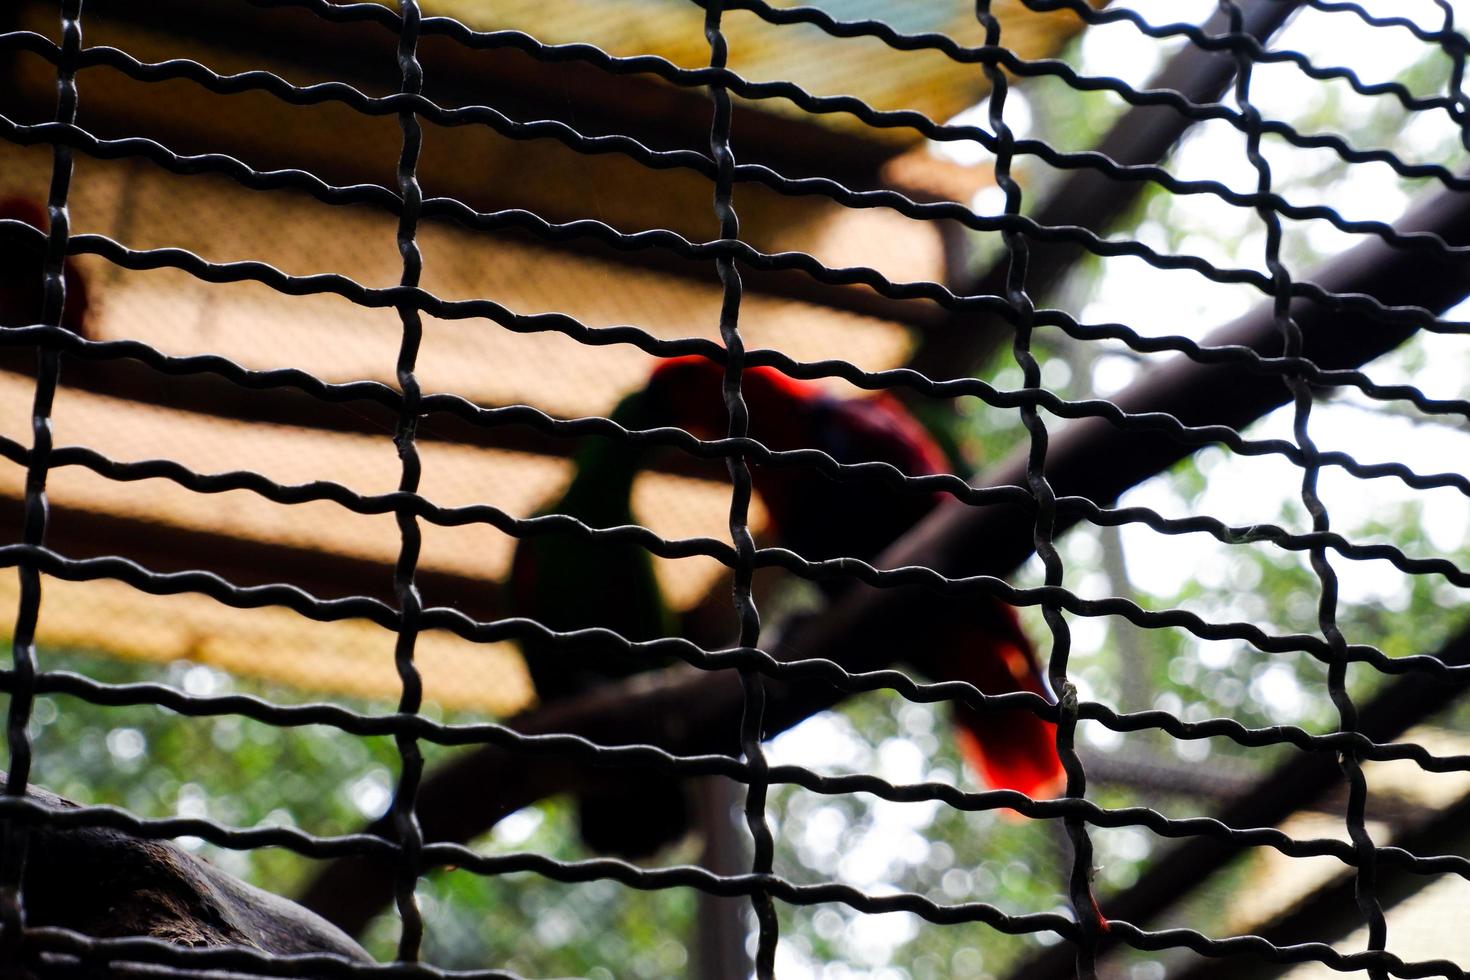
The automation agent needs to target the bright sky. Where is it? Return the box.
[765,2,1470,975]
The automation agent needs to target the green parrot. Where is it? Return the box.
[506,388,689,858]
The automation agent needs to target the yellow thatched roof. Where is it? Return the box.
[423,0,1107,143]
[0,0,1100,713]
[0,140,889,714]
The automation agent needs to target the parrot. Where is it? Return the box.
[0,197,90,336]
[505,388,690,858]
[644,355,1064,800]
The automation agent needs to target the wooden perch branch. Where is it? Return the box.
[908,0,1298,381]
[298,171,1470,935]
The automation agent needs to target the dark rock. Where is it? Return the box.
[9,783,371,963]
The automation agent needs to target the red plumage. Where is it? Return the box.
[936,611,1063,800]
[647,356,1063,799]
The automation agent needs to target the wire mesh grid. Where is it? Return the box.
[1,0,1469,977]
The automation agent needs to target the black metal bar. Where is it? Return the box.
[3,2,1468,975]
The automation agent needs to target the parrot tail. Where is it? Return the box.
[952,695,1064,800]
[935,612,1065,801]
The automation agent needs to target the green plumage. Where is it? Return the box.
[508,391,673,701]
[506,390,687,857]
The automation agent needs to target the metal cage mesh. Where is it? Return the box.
[2,0,1470,978]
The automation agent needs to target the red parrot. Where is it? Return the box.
[0,197,90,336]
[645,355,1063,800]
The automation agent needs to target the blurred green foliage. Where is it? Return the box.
[6,7,1470,979]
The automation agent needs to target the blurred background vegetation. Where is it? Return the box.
[6,0,1470,977]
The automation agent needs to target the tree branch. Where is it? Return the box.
[299,174,1470,937]
[907,0,1300,381]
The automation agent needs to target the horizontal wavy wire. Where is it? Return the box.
[1,0,1467,976]
[5,29,1467,256]
[247,0,1470,189]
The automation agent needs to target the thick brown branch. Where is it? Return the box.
[908,0,1298,380]
[298,171,1470,935]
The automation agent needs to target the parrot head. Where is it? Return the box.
[645,354,819,449]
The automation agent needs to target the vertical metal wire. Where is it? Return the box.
[388,0,428,961]
[974,2,1101,976]
[702,2,778,975]
[0,4,1464,977]
[0,0,83,947]
[1222,3,1388,978]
